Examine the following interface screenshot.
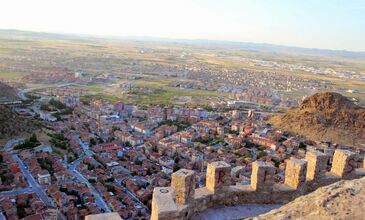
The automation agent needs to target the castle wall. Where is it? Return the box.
[151,149,365,220]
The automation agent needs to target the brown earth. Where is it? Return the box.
[254,176,365,220]
[270,92,365,145]
[0,105,38,144]
[0,82,20,103]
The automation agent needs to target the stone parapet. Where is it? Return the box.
[206,161,231,193]
[171,169,196,205]
[330,149,356,178]
[151,187,178,220]
[284,158,307,189]
[305,150,328,180]
[151,150,365,220]
[251,161,275,191]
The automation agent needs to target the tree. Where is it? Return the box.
[90,138,96,146]
[49,98,66,109]
[173,164,180,172]
[29,133,38,143]
[125,141,132,147]
[15,133,40,149]
[88,179,96,183]
[174,157,180,164]
[299,142,307,150]
[17,207,26,218]
[257,151,268,159]
[146,168,152,175]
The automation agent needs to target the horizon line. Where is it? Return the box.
[1,28,365,54]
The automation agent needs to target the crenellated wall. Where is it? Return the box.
[151,149,365,220]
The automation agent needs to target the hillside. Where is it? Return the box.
[270,92,365,145]
[0,105,37,142]
[255,177,365,220]
[0,82,19,103]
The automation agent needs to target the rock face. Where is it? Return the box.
[255,177,365,220]
[270,92,365,145]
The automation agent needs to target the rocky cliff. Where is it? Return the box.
[270,92,365,145]
[255,176,365,220]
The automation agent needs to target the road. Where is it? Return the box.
[12,153,66,220]
[113,179,150,212]
[4,139,24,151]
[109,144,153,213]
[66,162,111,212]
[17,89,28,101]
[79,139,95,157]
[76,139,149,212]
[63,143,111,213]
[12,154,54,207]
[0,187,33,196]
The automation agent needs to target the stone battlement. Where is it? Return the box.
[151,149,365,220]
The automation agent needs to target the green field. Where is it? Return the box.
[0,72,24,80]
[80,79,228,105]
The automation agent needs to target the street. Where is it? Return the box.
[63,141,111,212]
[11,153,66,220]
[12,153,54,207]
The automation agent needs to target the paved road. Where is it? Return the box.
[0,187,33,196]
[113,179,150,212]
[112,145,153,213]
[4,139,24,151]
[64,147,111,213]
[12,154,54,207]
[6,152,66,220]
[79,139,95,157]
[73,139,148,212]
[12,153,66,220]
[17,89,28,101]
[68,166,111,212]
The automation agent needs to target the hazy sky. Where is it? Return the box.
[1,0,365,51]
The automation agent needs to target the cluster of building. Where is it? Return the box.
[0,152,27,190]
[2,89,365,220]
[0,193,57,220]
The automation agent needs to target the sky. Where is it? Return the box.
[0,0,365,51]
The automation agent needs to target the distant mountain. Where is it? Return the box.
[1,29,365,58]
[270,92,365,146]
[176,39,365,58]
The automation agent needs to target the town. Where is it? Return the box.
[1,82,365,219]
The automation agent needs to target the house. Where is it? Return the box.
[128,136,143,147]
[39,111,57,122]
[180,132,194,144]
[114,131,131,143]
[132,124,153,135]
[93,142,123,153]
[37,170,51,185]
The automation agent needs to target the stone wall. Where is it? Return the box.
[151,149,365,220]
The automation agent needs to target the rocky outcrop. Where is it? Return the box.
[255,176,365,220]
[270,92,365,145]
